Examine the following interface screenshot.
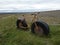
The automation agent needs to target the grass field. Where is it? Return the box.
[0,14,60,45]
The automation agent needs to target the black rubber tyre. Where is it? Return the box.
[16,19,28,29]
[31,21,50,36]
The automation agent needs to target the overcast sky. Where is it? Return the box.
[0,0,60,12]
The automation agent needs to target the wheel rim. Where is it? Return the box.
[18,22,22,28]
[34,26,44,36]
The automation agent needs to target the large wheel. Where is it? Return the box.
[16,19,28,29]
[16,19,21,28]
[31,21,50,36]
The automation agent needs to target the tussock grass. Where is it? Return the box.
[0,15,60,45]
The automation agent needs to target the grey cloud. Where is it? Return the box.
[0,0,60,5]
[0,0,60,12]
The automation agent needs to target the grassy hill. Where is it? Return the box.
[0,10,60,45]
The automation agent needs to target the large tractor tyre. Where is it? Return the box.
[16,19,28,29]
[31,21,50,36]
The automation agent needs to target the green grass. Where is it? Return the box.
[0,15,60,45]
